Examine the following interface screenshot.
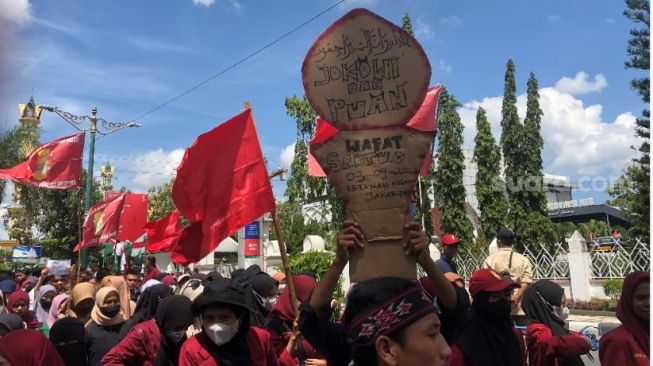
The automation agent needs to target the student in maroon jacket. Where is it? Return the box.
[266,273,325,366]
[102,295,193,366]
[521,280,591,366]
[179,280,283,366]
[600,271,650,366]
[450,268,526,366]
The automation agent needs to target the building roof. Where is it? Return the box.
[548,204,630,227]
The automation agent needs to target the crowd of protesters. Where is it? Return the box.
[0,224,647,366]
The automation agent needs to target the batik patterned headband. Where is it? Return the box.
[346,286,436,348]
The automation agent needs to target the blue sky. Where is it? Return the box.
[0,0,646,204]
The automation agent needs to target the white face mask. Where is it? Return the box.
[278,284,287,294]
[204,321,240,346]
[166,330,186,344]
[264,297,277,311]
[553,305,570,321]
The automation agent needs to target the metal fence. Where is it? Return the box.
[588,238,650,279]
[453,237,649,281]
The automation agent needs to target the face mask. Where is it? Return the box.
[474,297,511,322]
[204,321,240,346]
[553,305,570,321]
[40,298,53,311]
[264,297,277,311]
[166,330,187,344]
[278,284,287,294]
[100,304,121,318]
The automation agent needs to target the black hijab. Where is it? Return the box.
[197,280,252,366]
[49,317,88,366]
[234,265,277,328]
[456,292,524,366]
[522,280,584,366]
[120,284,172,337]
[155,295,193,366]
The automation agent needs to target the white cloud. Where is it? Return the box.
[0,0,32,26]
[554,72,608,95]
[415,18,435,40]
[124,35,194,54]
[547,15,561,23]
[457,84,640,179]
[439,15,463,28]
[280,142,295,170]
[112,149,185,192]
[0,0,32,107]
[193,0,215,6]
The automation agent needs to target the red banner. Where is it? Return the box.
[144,210,182,253]
[171,108,275,266]
[0,133,84,189]
[117,193,148,244]
[82,193,126,249]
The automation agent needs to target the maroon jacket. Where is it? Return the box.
[525,323,590,366]
[449,328,527,366]
[179,326,281,366]
[142,267,161,285]
[102,319,161,366]
[600,325,650,366]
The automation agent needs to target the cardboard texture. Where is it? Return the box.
[302,8,433,282]
[311,127,434,281]
[301,8,431,130]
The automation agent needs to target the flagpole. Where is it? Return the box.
[270,208,300,324]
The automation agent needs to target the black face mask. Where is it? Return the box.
[40,298,53,311]
[100,304,121,318]
[473,296,512,322]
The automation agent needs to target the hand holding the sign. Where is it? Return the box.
[403,221,431,264]
[335,220,364,263]
[311,220,363,310]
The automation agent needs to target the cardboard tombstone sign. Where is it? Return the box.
[302,8,431,130]
[302,8,434,282]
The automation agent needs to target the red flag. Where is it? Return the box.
[144,210,182,253]
[0,133,84,189]
[171,108,275,265]
[307,117,338,177]
[117,193,148,243]
[407,85,442,132]
[82,193,126,249]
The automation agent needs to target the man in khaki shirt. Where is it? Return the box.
[484,228,533,323]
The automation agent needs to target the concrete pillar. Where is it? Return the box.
[566,231,592,301]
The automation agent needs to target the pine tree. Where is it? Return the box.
[433,88,474,243]
[500,59,523,202]
[283,95,345,236]
[473,107,508,241]
[402,13,414,36]
[611,0,650,241]
[498,61,556,248]
[522,73,547,216]
[402,12,434,238]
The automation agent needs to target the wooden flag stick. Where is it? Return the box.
[270,208,300,324]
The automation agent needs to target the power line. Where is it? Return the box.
[127,0,346,124]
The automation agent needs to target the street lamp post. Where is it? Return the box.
[40,105,140,268]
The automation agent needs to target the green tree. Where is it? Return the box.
[402,12,434,238]
[499,61,556,249]
[0,124,39,200]
[610,0,650,241]
[402,13,414,36]
[522,73,548,216]
[283,95,344,231]
[473,107,508,241]
[433,88,474,243]
[147,181,176,221]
